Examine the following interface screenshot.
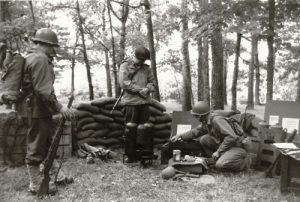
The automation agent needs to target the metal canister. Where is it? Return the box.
[173,150,181,162]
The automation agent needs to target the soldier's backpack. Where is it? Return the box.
[0,50,26,105]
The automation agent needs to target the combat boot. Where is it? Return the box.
[123,122,138,163]
[137,123,156,166]
[27,164,42,194]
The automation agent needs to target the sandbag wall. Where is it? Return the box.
[74,97,172,149]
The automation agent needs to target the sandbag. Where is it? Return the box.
[154,113,172,123]
[113,116,125,124]
[107,122,124,130]
[154,137,168,144]
[150,99,166,112]
[77,117,95,129]
[73,110,92,118]
[93,114,114,122]
[91,97,117,106]
[91,128,110,138]
[103,103,124,110]
[76,130,94,140]
[153,122,171,131]
[148,116,156,123]
[153,129,171,138]
[106,130,124,138]
[81,122,104,131]
[99,108,123,117]
[149,106,163,116]
[76,103,99,114]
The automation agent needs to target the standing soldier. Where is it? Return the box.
[16,28,73,195]
[119,46,156,164]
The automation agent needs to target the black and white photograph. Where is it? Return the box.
[0,0,300,201]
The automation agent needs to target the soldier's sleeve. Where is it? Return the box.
[119,62,142,93]
[31,57,62,114]
[146,66,156,92]
[180,123,208,141]
[213,117,239,154]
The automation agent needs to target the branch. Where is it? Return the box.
[241,35,251,42]
[83,24,110,51]
[108,0,122,21]
[110,0,143,9]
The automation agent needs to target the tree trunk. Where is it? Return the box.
[107,0,119,97]
[102,7,112,97]
[223,48,228,106]
[28,1,35,26]
[254,36,260,105]
[119,0,129,64]
[76,1,94,100]
[180,0,192,111]
[0,1,6,22]
[247,34,256,109]
[198,0,210,107]
[297,69,300,102]
[210,0,224,110]
[231,32,242,111]
[197,37,204,101]
[143,0,160,101]
[266,0,275,102]
[71,34,79,96]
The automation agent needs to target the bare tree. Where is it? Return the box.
[107,0,119,97]
[254,35,260,105]
[266,0,275,102]
[143,0,160,101]
[211,0,224,110]
[76,0,94,100]
[180,0,192,111]
[231,33,242,111]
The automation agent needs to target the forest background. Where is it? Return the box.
[1,0,300,111]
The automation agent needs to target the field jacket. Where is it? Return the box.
[16,48,62,118]
[180,110,242,154]
[119,59,156,105]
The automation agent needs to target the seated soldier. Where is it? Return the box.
[170,101,252,172]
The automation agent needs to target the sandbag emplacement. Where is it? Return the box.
[74,97,172,149]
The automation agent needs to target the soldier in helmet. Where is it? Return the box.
[16,28,74,195]
[170,101,252,172]
[119,46,156,164]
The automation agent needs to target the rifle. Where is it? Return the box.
[264,129,297,178]
[110,90,124,114]
[37,96,74,197]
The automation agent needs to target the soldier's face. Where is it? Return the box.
[133,56,145,65]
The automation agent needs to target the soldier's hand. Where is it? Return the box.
[212,151,220,160]
[59,106,76,121]
[139,88,149,98]
[170,135,182,142]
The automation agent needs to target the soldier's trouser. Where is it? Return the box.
[25,117,53,165]
[124,104,150,160]
[200,134,248,172]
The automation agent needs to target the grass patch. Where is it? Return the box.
[0,154,299,202]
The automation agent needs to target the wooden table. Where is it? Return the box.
[280,152,300,194]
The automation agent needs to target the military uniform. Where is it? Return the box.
[16,48,63,193]
[179,111,250,172]
[119,59,156,162]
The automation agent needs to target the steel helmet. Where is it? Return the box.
[192,101,210,116]
[134,46,150,60]
[161,166,176,179]
[32,28,59,47]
